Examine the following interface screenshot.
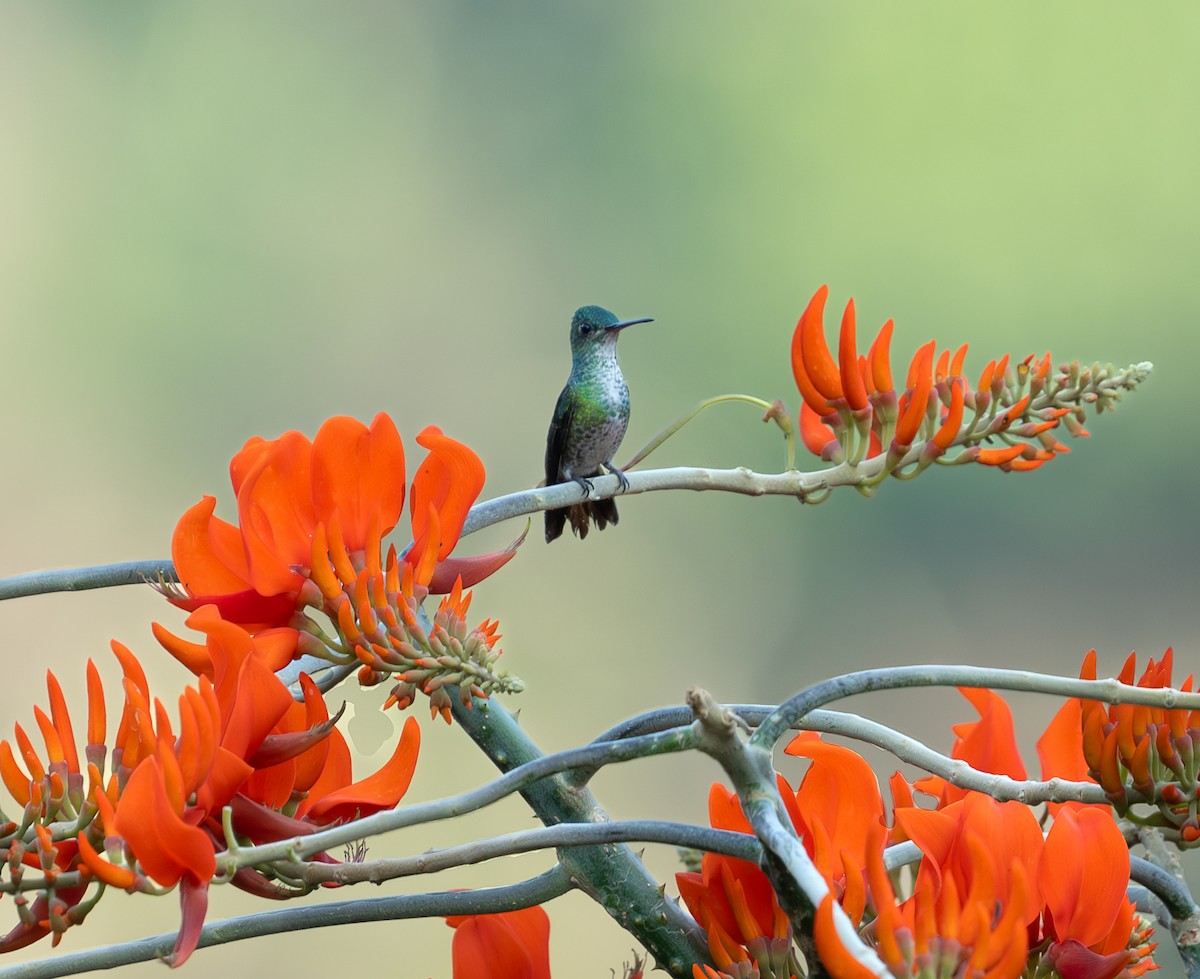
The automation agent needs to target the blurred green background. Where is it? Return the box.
[1,3,1196,975]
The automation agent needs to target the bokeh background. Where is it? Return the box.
[2,3,1197,976]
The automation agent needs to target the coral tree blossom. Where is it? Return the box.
[170,414,510,631]
[677,698,1157,979]
[791,284,1088,475]
[0,617,421,966]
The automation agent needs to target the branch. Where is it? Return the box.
[279,820,762,885]
[227,725,697,868]
[0,868,572,979]
[751,665,1200,751]
[0,466,837,602]
[0,560,175,601]
[583,704,1109,806]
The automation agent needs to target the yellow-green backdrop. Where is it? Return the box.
[1,4,1196,976]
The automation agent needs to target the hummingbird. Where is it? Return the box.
[544,305,652,543]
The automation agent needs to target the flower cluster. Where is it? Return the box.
[790,285,1150,479]
[0,412,516,965]
[163,414,522,719]
[1039,649,1200,846]
[681,689,1158,979]
[0,622,419,964]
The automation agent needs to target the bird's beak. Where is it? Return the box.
[607,317,653,332]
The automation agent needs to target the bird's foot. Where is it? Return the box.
[605,463,630,493]
[572,475,595,498]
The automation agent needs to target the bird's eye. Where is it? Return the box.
[579,324,592,335]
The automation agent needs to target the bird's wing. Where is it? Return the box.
[545,384,575,486]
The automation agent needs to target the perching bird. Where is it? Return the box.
[544,305,652,543]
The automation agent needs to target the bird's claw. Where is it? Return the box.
[573,475,595,498]
[605,464,630,493]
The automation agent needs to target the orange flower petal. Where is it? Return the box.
[791,286,838,415]
[171,496,253,599]
[799,286,844,401]
[76,832,136,889]
[303,716,421,824]
[1041,806,1130,947]
[234,431,315,597]
[814,894,877,979]
[799,402,840,458]
[867,319,894,394]
[311,413,406,550]
[838,299,868,412]
[931,378,964,450]
[447,905,551,979]
[407,427,486,569]
[114,759,216,887]
[786,733,884,875]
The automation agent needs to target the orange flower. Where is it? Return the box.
[1,613,424,964]
[446,905,551,979]
[784,733,884,883]
[676,784,799,978]
[679,740,887,979]
[816,820,1031,979]
[1036,806,1158,979]
[172,414,406,628]
[170,414,511,631]
[897,793,1044,926]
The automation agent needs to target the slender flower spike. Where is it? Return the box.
[788,286,1151,489]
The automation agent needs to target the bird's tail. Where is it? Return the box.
[544,498,619,542]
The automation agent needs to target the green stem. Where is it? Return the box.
[450,692,708,978]
[621,394,796,474]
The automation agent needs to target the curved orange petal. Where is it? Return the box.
[893,343,935,446]
[0,741,31,808]
[1041,806,1130,947]
[303,716,421,824]
[448,906,551,979]
[944,689,1027,805]
[791,286,838,415]
[799,286,844,401]
[235,431,315,597]
[114,759,216,887]
[194,745,254,814]
[931,378,964,450]
[407,427,486,568]
[291,674,333,794]
[1037,698,1094,794]
[957,795,1043,922]
[219,655,296,761]
[867,319,895,395]
[152,621,213,678]
[838,299,868,412]
[295,727,353,820]
[786,733,884,874]
[229,436,272,495]
[814,894,877,979]
[896,803,958,897]
[799,402,840,458]
[172,497,253,599]
[76,832,136,889]
[312,413,406,550]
